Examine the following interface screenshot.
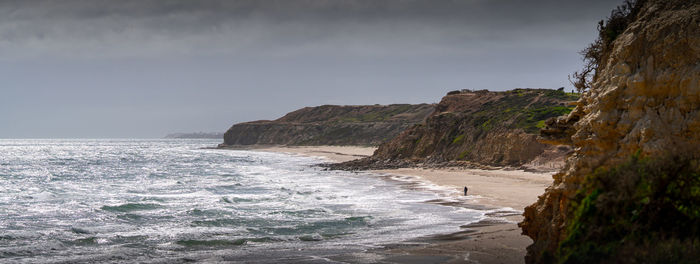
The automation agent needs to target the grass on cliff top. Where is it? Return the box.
[544,89,580,101]
[469,89,576,134]
[335,104,420,123]
[507,88,579,101]
[555,153,700,264]
[517,106,574,133]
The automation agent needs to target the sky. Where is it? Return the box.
[0,0,623,138]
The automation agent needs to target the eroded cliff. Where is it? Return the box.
[219,104,434,147]
[335,89,578,169]
[521,0,700,262]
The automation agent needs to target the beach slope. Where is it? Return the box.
[258,145,552,263]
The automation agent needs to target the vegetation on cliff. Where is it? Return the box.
[219,104,434,147]
[334,88,578,169]
[557,153,700,263]
[569,0,648,93]
[522,0,700,262]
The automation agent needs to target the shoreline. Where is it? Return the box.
[251,145,554,264]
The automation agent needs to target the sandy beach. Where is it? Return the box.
[256,145,377,163]
[257,145,555,264]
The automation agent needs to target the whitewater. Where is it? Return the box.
[0,139,490,263]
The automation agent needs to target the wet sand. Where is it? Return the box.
[256,145,376,163]
[256,145,554,264]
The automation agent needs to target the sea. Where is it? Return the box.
[0,139,508,263]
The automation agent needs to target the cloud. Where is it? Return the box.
[0,0,621,60]
[0,0,625,138]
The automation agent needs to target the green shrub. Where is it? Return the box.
[557,153,700,263]
[536,120,546,129]
[544,89,580,101]
[457,149,471,160]
[517,106,574,133]
[570,0,647,93]
[452,134,465,145]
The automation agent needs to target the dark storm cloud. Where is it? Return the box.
[0,0,623,138]
[0,0,620,59]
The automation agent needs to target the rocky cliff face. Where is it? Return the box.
[219,104,434,146]
[335,89,578,169]
[521,0,700,262]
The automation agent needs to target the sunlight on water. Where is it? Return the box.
[0,139,485,263]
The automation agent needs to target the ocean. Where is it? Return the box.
[0,139,498,263]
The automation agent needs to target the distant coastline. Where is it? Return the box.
[164,132,223,139]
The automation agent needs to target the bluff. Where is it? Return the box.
[521,0,700,262]
[335,88,578,169]
[219,104,434,147]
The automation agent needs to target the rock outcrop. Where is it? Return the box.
[521,0,700,262]
[334,89,578,170]
[219,104,434,147]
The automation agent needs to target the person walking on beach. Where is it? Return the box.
[464,186,468,196]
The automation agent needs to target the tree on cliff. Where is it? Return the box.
[569,0,647,94]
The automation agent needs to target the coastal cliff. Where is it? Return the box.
[521,0,700,262]
[219,104,434,147]
[335,89,578,170]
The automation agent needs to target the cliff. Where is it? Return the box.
[219,104,434,147]
[334,89,578,170]
[521,0,700,262]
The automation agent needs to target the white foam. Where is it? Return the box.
[0,139,490,263]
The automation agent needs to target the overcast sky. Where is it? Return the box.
[0,0,622,138]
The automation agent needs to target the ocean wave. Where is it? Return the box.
[101,203,163,212]
[0,139,484,263]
